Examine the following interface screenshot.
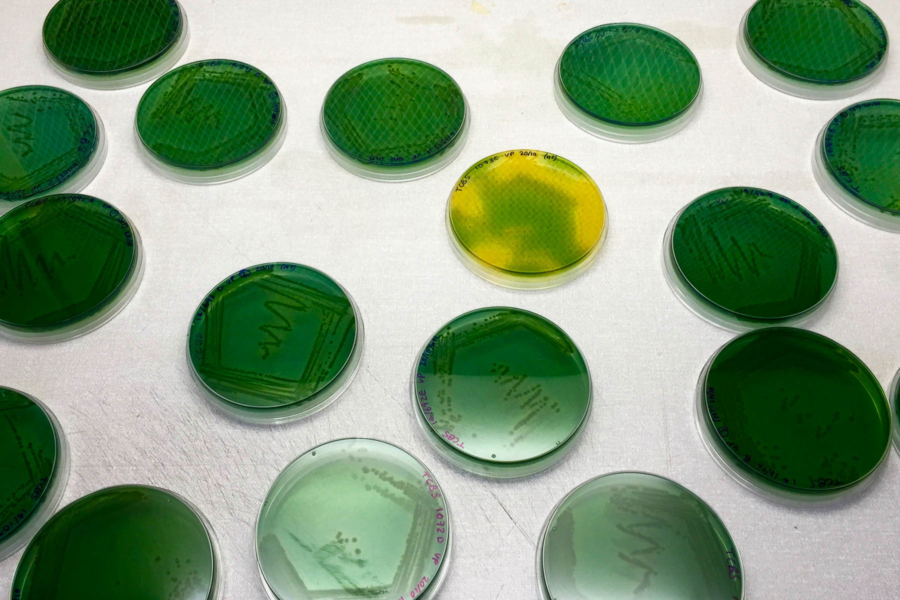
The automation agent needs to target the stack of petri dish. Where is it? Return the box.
[187,263,363,424]
[738,0,889,99]
[555,23,703,142]
[321,58,469,181]
[411,307,592,478]
[696,328,892,503]
[813,99,900,231]
[257,439,451,600]
[447,150,608,289]
[0,387,69,562]
[537,472,744,599]
[664,187,838,331]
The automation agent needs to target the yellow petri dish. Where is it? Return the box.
[447,150,607,289]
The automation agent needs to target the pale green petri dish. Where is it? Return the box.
[891,369,900,453]
[257,439,451,600]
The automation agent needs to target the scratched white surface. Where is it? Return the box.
[2,0,900,597]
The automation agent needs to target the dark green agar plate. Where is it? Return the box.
[0,86,105,208]
[698,328,891,503]
[12,485,220,599]
[664,187,838,330]
[257,439,451,600]
[42,0,189,89]
[321,58,469,181]
[0,387,68,561]
[0,194,143,343]
[814,99,900,231]
[188,263,363,424]
[538,472,743,600]
[739,0,889,99]
[555,24,703,142]
[136,59,286,184]
[412,307,591,478]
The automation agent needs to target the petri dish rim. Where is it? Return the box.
[890,368,900,453]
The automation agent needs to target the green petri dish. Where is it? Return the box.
[0,194,144,343]
[257,438,451,600]
[555,24,703,143]
[135,59,287,184]
[411,307,591,478]
[664,187,838,331]
[321,58,469,181]
[0,387,69,562]
[814,99,900,231]
[738,0,889,100]
[42,0,190,90]
[0,86,106,210]
[538,472,744,600]
[187,263,363,424]
[447,150,608,289]
[12,485,221,599]
[891,368,900,453]
[697,327,891,503]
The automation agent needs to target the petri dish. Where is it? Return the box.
[891,368,900,453]
[411,307,591,478]
[321,58,469,182]
[135,59,287,184]
[555,23,703,143]
[257,438,451,600]
[0,387,69,562]
[664,187,838,331]
[0,86,106,211]
[187,263,363,424]
[738,0,889,100]
[0,194,144,343]
[814,99,900,231]
[12,485,221,599]
[697,327,891,503]
[538,472,744,600]
[42,0,190,90]
[447,150,607,289]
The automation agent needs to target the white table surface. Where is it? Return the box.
[2,0,900,597]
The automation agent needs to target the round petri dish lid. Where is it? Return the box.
[12,485,219,599]
[815,99,900,231]
[0,387,69,562]
[42,0,189,89]
[666,187,838,330]
[321,58,469,181]
[135,59,287,184]
[698,327,891,503]
[891,368,900,453]
[556,23,702,142]
[539,472,744,600]
[257,438,451,600]
[447,150,607,289]
[0,194,143,343]
[412,307,591,477]
[188,263,363,424]
[0,86,106,208]
[740,0,889,99]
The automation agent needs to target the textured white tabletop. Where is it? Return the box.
[2,0,900,598]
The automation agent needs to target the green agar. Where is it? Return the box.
[413,307,591,478]
[322,58,468,181]
[0,86,102,205]
[699,328,891,502]
[257,439,450,600]
[188,263,362,424]
[42,0,188,87]
[815,99,900,230]
[136,59,285,182]
[556,24,702,141]
[12,485,219,599]
[539,472,743,600]
[666,187,837,330]
[741,0,889,97]
[0,194,142,342]
[0,388,67,561]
